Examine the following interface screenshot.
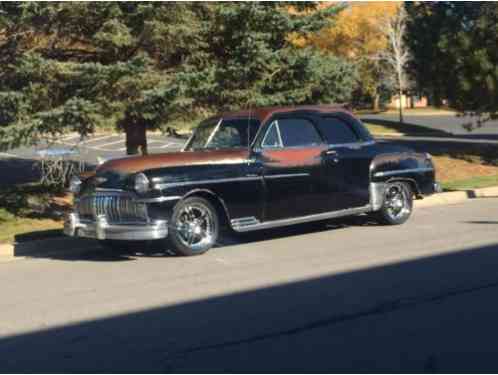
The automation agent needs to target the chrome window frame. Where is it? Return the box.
[258,118,325,151]
[261,121,283,149]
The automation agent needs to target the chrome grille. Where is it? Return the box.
[77,193,148,223]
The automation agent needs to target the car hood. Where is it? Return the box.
[97,149,251,175]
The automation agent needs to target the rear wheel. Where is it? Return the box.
[375,181,413,225]
[169,197,219,256]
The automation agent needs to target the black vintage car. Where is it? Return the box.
[64,105,440,256]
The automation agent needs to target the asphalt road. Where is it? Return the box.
[1,199,498,372]
[359,112,498,137]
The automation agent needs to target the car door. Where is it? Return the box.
[256,115,327,221]
[314,113,375,211]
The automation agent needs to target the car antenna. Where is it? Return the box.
[248,106,252,150]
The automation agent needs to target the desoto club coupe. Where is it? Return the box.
[64,105,440,256]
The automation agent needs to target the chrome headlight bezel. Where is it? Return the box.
[69,175,82,194]
[134,173,151,194]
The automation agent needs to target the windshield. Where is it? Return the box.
[185,118,260,151]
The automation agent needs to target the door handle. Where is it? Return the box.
[325,150,340,163]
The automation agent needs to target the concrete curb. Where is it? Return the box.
[415,186,498,208]
[1,186,497,262]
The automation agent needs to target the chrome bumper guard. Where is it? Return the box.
[64,213,168,241]
[434,182,443,193]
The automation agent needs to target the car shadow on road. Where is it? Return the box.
[3,241,498,372]
[363,118,450,136]
[20,215,378,262]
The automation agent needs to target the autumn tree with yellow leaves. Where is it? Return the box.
[295,2,401,110]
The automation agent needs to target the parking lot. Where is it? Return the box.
[0,132,187,164]
[0,132,188,186]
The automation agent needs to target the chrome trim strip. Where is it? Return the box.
[265,173,310,179]
[136,196,182,203]
[374,167,434,178]
[154,176,262,190]
[232,205,372,232]
[328,140,376,149]
[95,188,126,192]
[231,216,260,227]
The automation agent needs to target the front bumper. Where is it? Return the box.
[63,213,168,241]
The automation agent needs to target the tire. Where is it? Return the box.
[169,197,219,256]
[375,181,413,225]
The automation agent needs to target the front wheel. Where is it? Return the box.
[169,197,219,256]
[374,181,413,225]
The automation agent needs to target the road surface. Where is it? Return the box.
[1,199,498,372]
[360,111,498,137]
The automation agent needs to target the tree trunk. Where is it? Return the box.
[373,93,380,112]
[432,89,443,108]
[398,90,404,124]
[124,121,148,155]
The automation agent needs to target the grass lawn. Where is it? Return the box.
[0,183,70,244]
[442,174,498,191]
[355,107,455,117]
[0,208,62,244]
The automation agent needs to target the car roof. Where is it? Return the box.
[218,104,352,124]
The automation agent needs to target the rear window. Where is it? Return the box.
[317,116,360,144]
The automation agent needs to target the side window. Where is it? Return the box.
[209,126,242,148]
[261,121,282,148]
[317,116,360,144]
[277,118,323,147]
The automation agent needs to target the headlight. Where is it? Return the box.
[69,175,82,194]
[134,173,150,194]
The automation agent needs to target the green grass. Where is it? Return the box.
[0,183,66,244]
[0,208,62,244]
[442,174,498,191]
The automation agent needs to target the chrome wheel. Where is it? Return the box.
[384,183,411,220]
[175,203,216,252]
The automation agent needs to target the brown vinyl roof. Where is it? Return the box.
[218,104,351,124]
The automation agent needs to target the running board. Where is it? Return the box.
[231,205,372,233]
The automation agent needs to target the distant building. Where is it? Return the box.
[387,94,428,109]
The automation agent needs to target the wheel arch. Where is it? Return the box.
[181,189,231,228]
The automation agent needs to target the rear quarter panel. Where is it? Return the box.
[369,145,436,197]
